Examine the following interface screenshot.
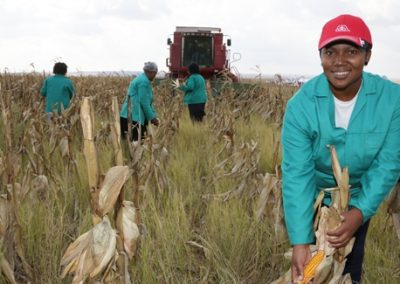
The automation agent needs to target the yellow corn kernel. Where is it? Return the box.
[299,250,325,284]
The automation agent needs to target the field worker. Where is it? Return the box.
[40,62,75,117]
[281,14,400,283]
[120,61,160,141]
[177,63,208,122]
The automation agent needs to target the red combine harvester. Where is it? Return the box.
[166,26,239,82]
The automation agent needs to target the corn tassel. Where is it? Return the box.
[299,250,325,284]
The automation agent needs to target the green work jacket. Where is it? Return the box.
[179,74,208,105]
[120,73,157,125]
[281,72,400,245]
[40,74,75,114]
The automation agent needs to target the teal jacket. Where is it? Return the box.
[281,72,400,245]
[120,73,157,125]
[179,74,208,105]
[40,75,75,114]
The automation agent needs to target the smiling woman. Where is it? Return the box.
[281,14,400,283]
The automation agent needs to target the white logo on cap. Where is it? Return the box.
[335,25,350,32]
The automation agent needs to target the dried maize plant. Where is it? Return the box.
[35,95,82,190]
[272,145,354,284]
[151,82,182,147]
[0,84,34,282]
[124,82,177,198]
[206,80,236,117]
[387,182,400,240]
[60,216,118,283]
[255,170,285,239]
[205,140,260,201]
[207,78,294,126]
[19,122,52,203]
[140,130,170,197]
[61,97,138,283]
[141,86,182,186]
[208,103,236,156]
[73,74,130,118]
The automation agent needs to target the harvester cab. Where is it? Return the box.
[166,26,239,82]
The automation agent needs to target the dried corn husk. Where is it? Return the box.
[61,216,117,283]
[0,156,4,177]
[59,136,70,158]
[90,217,118,278]
[97,166,132,217]
[256,173,280,219]
[329,145,350,213]
[313,254,334,284]
[0,195,9,237]
[116,200,140,259]
[0,256,16,284]
[31,175,49,201]
[128,141,144,168]
[329,145,342,187]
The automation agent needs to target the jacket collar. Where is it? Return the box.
[312,72,378,130]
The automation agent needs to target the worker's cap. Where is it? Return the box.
[143,62,158,72]
[318,14,372,50]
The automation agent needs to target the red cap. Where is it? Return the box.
[318,14,372,49]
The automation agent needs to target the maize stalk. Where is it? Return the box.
[111,96,124,166]
[110,96,130,282]
[80,97,99,192]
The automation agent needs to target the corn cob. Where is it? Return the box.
[299,250,325,284]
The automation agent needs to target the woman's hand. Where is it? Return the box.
[171,78,180,89]
[327,207,363,248]
[151,118,160,126]
[291,244,312,282]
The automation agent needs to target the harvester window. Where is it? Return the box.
[183,36,213,67]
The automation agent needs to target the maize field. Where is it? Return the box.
[0,72,399,283]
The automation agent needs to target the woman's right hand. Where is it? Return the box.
[291,244,312,283]
[151,118,160,126]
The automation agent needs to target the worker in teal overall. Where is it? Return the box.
[40,62,75,118]
[120,62,159,141]
[178,63,208,122]
[281,14,400,283]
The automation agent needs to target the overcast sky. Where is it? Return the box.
[1,0,399,79]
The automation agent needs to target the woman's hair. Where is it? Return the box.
[53,62,68,75]
[188,63,200,74]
